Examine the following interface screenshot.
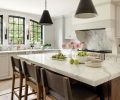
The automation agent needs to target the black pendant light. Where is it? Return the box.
[39,0,53,25]
[75,0,97,18]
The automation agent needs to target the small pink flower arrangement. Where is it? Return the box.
[75,43,81,49]
[62,44,67,49]
[62,40,81,49]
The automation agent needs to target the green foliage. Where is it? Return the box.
[30,20,42,44]
[43,43,51,47]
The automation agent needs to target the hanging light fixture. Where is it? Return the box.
[75,0,97,18]
[39,0,53,25]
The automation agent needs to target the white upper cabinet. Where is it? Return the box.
[64,15,76,39]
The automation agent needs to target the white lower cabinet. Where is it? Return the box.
[0,52,26,80]
[0,54,9,80]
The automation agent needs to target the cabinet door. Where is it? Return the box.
[64,16,75,39]
[0,54,9,80]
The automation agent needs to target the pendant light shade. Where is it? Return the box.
[39,0,53,25]
[40,10,53,25]
[75,0,97,18]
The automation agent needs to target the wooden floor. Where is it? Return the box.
[0,79,51,100]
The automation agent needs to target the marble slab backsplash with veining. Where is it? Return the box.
[76,29,113,51]
[85,30,112,51]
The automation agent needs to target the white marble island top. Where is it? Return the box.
[18,53,120,87]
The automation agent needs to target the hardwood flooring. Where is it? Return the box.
[0,79,52,100]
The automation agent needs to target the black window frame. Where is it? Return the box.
[8,15,25,44]
[0,15,3,44]
[30,19,43,44]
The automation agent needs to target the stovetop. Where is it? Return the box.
[79,49,112,53]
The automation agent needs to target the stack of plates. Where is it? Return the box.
[85,59,102,68]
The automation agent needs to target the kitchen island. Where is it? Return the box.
[18,52,120,100]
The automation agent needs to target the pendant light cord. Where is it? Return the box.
[45,0,47,10]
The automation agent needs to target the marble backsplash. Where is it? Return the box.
[76,29,113,51]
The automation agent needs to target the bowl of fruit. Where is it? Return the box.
[51,53,66,61]
[69,58,80,65]
[78,51,87,56]
[76,51,88,63]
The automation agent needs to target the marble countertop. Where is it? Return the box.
[0,49,59,54]
[18,53,120,87]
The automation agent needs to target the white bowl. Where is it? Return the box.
[85,60,102,68]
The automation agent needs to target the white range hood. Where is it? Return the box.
[72,3,115,31]
[73,20,115,31]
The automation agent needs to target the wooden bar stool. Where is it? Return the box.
[41,68,100,100]
[22,61,43,100]
[11,56,25,100]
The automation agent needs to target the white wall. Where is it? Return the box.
[44,24,55,48]
[54,17,64,49]
[44,16,69,49]
[51,16,71,49]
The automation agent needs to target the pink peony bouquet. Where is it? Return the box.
[62,40,81,49]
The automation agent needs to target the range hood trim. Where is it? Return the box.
[73,19,115,31]
[77,28,106,31]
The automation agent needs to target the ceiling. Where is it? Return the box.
[0,0,111,17]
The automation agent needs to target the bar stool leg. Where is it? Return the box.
[24,82,28,100]
[19,76,23,100]
[37,91,41,100]
[43,87,46,100]
[11,74,15,100]
[37,85,43,100]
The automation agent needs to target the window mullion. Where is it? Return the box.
[18,18,19,44]
[13,18,14,44]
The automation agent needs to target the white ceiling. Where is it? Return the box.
[0,0,111,17]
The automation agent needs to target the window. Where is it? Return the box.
[30,20,43,44]
[8,16,25,44]
[0,16,3,44]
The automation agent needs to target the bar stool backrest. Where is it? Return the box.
[11,56,23,74]
[41,69,73,100]
[23,61,41,84]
